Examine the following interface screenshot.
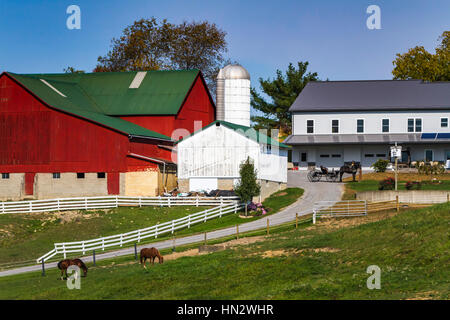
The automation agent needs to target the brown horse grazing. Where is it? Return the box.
[57,258,88,279]
[140,247,164,268]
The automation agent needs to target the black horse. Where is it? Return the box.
[339,162,360,182]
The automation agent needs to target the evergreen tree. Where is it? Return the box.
[234,157,261,216]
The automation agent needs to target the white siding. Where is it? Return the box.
[293,111,450,135]
[178,125,287,183]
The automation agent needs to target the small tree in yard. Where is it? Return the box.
[234,157,261,216]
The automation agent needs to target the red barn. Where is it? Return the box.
[0,70,215,200]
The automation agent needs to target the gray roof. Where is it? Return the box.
[283,133,450,145]
[289,80,450,112]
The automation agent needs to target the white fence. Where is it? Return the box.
[313,200,367,223]
[0,195,239,215]
[37,202,244,263]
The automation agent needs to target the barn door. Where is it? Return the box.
[107,172,120,195]
[24,173,36,196]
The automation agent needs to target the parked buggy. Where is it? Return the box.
[307,166,340,182]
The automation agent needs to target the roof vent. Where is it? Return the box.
[40,79,66,97]
[129,72,147,89]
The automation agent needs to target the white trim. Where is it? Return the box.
[40,79,66,97]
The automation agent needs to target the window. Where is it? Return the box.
[1,173,9,179]
[408,118,422,132]
[306,120,314,134]
[320,154,330,158]
[441,118,448,128]
[365,154,374,158]
[332,120,339,133]
[77,173,85,179]
[357,119,364,133]
[52,173,60,179]
[331,154,341,158]
[97,172,106,179]
[408,119,414,132]
[382,119,389,133]
[425,150,434,162]
[300,152,307,162]
[415,118,422,132]
[376,154,386,157]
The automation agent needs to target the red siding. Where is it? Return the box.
[0,75,159,174]
[119,75,215,139]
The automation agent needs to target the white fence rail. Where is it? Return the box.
[313,200,367,223]
[37,202,244,263]
[0,196,239,215]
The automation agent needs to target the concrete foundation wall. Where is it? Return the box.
[0,173,24,200]
[257,180,287,202]
[35,173,108,199]
[357,190,450,203]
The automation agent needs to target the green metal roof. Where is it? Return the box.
[4,70,201,140]
[176,120,290,148]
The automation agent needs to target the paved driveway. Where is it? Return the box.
[0,171,343,277]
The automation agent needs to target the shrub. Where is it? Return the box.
[247,202,268,216]
[371,159,390,172]
[405,181,422,190]
[379,177,395,190]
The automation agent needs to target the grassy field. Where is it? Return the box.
[0,188,304,267]
[1,202,448,299]
[342,172,450,200]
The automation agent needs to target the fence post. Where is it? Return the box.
[82,241,85,255]
[116,196,119,208]
[204,232,207,245]
[365,200,368,215]
[267,219,270,235]
[120,234,123,247]
[93,250,96,266]
[85,197,88,210]
[41,260,45,277]
[447,193,449,202]
[196,195,199,207]
[396,195,399,212]
[139,197,142,208]
[172,236,176,253]
[234,203,237,214]
[102,238,105,251]
[188,215,191,228]
[168,197,171,208]
[220,197,223,207]
[159,196,162,207]
[137,230,141,243]
[63,244,66,258]
[313,210,316,224]
[219,205,222,218]
[57,199,60,211]
[296,213,298,229]
[172,220,174,234]
[1,201,4,214]
[155,225,158,238]
[134,243,138,260]
[236,224,239,239]
[29,201,32,213]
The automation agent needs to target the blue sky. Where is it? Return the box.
[0,0,449,86]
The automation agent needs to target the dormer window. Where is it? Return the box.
[332,120,339,133]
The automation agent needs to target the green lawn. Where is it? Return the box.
[346,180,450,192]
[0,188,304,268]
[1,202,448,299]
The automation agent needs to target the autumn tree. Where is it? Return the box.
[392,31,450,81]
[250,62,319,135]
[95,17,228,91]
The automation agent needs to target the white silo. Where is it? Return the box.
[216,64,251,127]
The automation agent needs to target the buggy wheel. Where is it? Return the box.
[325,174,334,182]
[307,171,314,182]
[312,173,321,182]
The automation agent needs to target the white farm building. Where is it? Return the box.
[177,64,289,201]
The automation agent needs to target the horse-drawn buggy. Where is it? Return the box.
[307,162,360,183]
[307,166,340,182]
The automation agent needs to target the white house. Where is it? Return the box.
[284,80,450,170]
[177,64,289,200]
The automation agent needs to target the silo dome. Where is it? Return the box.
[217,64,250,80]
[216,64,251,127]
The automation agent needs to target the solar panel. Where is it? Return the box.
[421,133,437,139]
[437,133,450,139]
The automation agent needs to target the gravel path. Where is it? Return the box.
[0,171,343,277]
